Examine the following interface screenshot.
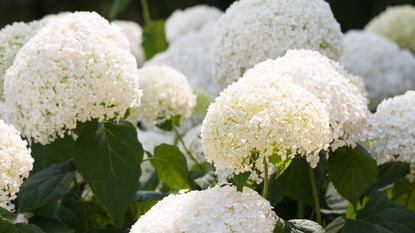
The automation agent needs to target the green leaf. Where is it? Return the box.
[269,154,292,177]
[368,161,410,193]
[343,192,415,233]
[54,191,87,231]
[276,157,314,205]
[392,179,415,211]
[142,20,168,60]
[0,207,17,221]
[17,160,76,212]
[74,120,144,223]
[191,89,211,118]
[151,144,191,190]
[31,136,75,174]
[29,217,74,233]
[328,145,377,205]
[156,115,181,131]
[0,218,45,233]
[109,0,132,20]
[274,218,324,233]
[230,172,250,192]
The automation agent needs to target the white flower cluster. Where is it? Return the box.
[202,65,331,181]
[0,120,33,209]
[137,65,196,125]
[0,20,44,98]
[365,5,415,51]
[362,91,415,164]
[112,20,145,66]
[149,24,220,97]
[130,185,277,233]
[165,5,222,43]
[341,30,415,110]
[214,0,343,88]
[4,12,141,144]
[245,50,368,150]
[202,50,368,181]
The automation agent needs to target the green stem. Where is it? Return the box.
[173,127,206,173]
[140,0,151,24]
[308,165,321,225]
[297,200,304,219]
[406,181,415,208]
[262,158,269,199]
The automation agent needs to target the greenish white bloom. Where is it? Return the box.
[4,12,141,144]
[342,30,415,110]
[137,65,196,125]
[365,5,415,51]
[202,66,331,182]
[130,185,277,233]
[165,5,222,43]
[112,20,145,66]
[0,120,33,209]
[214,0,343,88]
[362,91,415,164]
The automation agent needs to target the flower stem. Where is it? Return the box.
[173,127,206,173]
[140,0,151,24]
[308,165,321,225]
[297,200,304,219]
[262,158,269,199]
[406,181,415,208]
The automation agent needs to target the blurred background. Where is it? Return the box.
[0,0,414,30]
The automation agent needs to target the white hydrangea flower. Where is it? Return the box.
[341,30,415,110]
[130,185,277,233]
[149,24,220,97]
[4,12,141,145]
[201,71,331,182]
[214,0,343,88]
[165,5,222,43]
[137,65,196,125]
[245,50,368,150]
[362,91,415,164]
[0,20,45,99]
[112,20,145,66]
[365,5,415,51]
[0,120,33,209]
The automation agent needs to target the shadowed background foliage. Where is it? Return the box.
[0,0,414,30]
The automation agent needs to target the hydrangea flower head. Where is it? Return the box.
[365,5,415,51]
[362,91,415,164]
[4,12,141,144]
[214,0,343,88]
[0,120,33,209]
[165,5,222,43]
[201,66,331,181]
[137,65,196,125]
[130,185,277,233]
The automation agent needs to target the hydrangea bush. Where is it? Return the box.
[0,1,414,233]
